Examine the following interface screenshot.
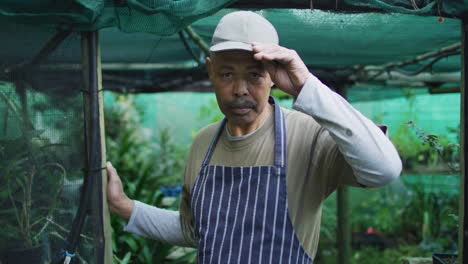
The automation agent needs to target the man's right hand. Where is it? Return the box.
[107,161,134,220]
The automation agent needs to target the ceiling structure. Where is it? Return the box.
[0,0,465,100]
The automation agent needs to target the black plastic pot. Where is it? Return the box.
[1,245,43,264]
[432,253,458,264]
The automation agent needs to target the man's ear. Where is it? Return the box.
[206,56,213,80]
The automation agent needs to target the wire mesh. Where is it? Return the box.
[0,30,103,263]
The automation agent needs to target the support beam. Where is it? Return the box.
[459,16,468,264]
[82,31,113,264]
[62,31,111,264]
[4,30,71,75]
[184,26,210,56]
[39,62,197,71]
[27,30,72,68]
[362,42,461,72]
[351,71,461,84]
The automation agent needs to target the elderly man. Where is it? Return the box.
[107,11,401,263]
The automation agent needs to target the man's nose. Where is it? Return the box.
[233,78,248,96]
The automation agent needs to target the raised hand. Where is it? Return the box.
[252,43,310,97]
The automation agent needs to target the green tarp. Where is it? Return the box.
[0,0,235,34]
[0,9,461,72]
[345,0,468,16]
[0,1,464,101]
[0,0,467,34]
[192,9,461,70]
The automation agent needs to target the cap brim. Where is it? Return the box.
[210,41,253,52]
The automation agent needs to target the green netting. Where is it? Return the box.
[0,8,461,114]
[0,0,467,35]
[0,0,235,35]
[0,7,461,79]
[0,33,106,263]
[345,0,468,16]
[115,89,459,147]
[191,9,461,69]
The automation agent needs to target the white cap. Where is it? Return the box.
[210,11,279,52]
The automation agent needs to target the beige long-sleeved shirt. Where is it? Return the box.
[125,74,402,258]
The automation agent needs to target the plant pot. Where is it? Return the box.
[432,253,457,264]
[1,245,43,264]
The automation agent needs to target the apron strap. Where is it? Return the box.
[271,96,287,168]
[201,118,227,167]
[201,96,287,168]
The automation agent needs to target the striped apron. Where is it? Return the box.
[190,97,314,264]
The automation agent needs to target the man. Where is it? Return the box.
[107,11,402,263]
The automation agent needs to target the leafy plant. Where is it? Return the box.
[351,245,431,264]
[270,88,293,100]
[105,94,195,263]
[405,121,460,174]
[401,183,458,252]
[392,121,459,173]
[0,87,65,251]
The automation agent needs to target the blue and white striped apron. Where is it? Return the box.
[190,97,313,264]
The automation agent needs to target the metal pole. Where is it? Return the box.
[336,86,351,264]
[85,30,106,264]
[60,31,109,264]
[459,16,468,264]
[83,30,113,264]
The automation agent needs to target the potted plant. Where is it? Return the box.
[0,90,64,263]
[0,134,66,263]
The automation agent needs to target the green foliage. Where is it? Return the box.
[318,178,458,262]
[403,184,458,252]
[105,94,195,263]
[316,195,338,261]
[348,182,458,252]
[1,143,64,248]
[351,245,431,264]
[392,121,459,173]
[192,98,224,137]
[406,121,460,173]
[0,87,66,250]
[351,190,407,235]
[196,98,223,122]
[318,244,432,264]
[270,88,293,100]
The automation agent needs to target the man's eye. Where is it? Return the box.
[250,72,261,79]
[221,73,232,78]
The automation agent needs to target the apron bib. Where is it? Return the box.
[190,97,313,264]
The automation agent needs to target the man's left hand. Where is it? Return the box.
[252,43,310,97]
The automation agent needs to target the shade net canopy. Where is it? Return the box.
[0,7,461,99]
[0,0,466,32]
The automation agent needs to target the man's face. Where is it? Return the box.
[206,50,273,128]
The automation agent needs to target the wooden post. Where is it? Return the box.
[81,30,113,264]
[65,31,112,264]
[459,16,468,264]
[336,85,351,264]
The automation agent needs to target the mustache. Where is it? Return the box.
[228,99,257,109]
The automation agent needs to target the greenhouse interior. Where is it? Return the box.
[0,0,467,263]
